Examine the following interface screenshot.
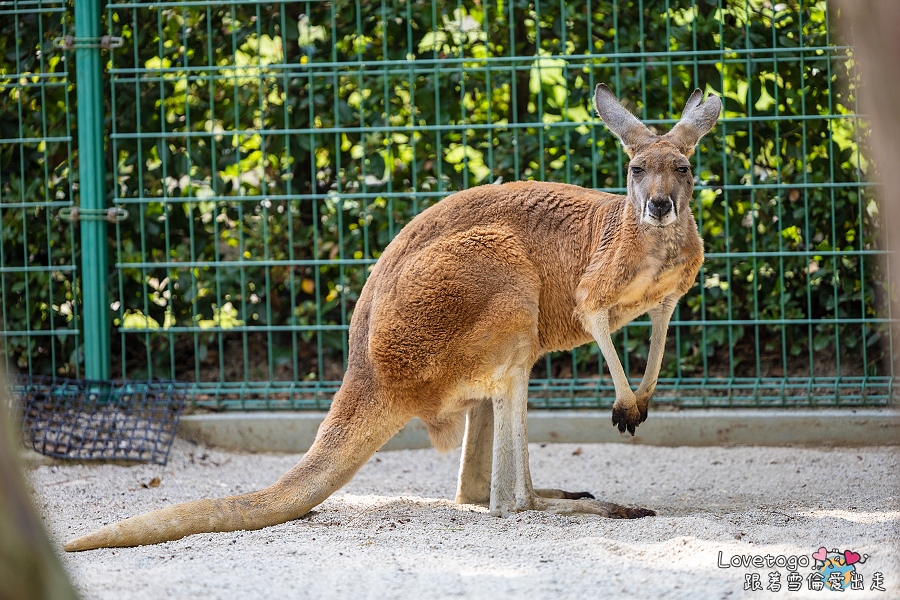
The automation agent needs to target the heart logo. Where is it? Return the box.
[812,547,828,561]
[844,550,861,565]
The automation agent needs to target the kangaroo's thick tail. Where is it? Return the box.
[63,381,407,551]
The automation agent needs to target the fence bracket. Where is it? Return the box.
[58,206,128,223]
[53,35,123,50]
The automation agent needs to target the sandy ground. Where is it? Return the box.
[27,439,900,600]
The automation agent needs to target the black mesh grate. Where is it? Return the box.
[16,376,186,465]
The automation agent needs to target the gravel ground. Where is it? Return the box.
[27,439,900,600]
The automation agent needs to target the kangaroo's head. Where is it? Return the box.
[593,84,721,228]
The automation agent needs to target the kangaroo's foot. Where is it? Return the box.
[533,496,655,518]
[492,492,654,519]
[535,488,595,500]
[456,488,595,504]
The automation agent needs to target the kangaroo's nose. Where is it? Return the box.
[647,196,673,219]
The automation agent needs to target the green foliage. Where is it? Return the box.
[1,0,887,385]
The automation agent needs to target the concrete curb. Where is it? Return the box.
[177,409,900,452]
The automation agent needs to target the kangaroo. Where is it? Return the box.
[63,84,720,551]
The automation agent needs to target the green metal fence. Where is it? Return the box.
[2,0,896,410]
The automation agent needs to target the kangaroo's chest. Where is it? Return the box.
[607,261,687,330]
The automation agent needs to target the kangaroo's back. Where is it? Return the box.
[356,181,625,365]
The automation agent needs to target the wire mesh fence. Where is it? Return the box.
[1,0,896,410]
[0,0,81,378]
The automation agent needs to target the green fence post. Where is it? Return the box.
[74,0,110,380]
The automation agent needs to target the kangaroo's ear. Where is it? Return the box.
[663,88,722,157]
[593,84,657,157]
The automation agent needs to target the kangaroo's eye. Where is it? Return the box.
[630,166,644,174]
[676,166,690,174]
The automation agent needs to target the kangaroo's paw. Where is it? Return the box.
[535,488,596,500]
[635,390,652,424]
[611,396,642,435]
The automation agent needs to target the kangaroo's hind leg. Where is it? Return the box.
[455,400,494,504]
[488,367,655,519]
[454,399,595,505]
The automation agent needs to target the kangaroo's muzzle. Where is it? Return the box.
[643,195,676,226]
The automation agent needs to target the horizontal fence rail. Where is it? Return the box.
[1,0,896,410]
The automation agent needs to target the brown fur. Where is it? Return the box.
[64,85,720,551]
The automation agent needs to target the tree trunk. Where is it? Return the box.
[834,1,900,373]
